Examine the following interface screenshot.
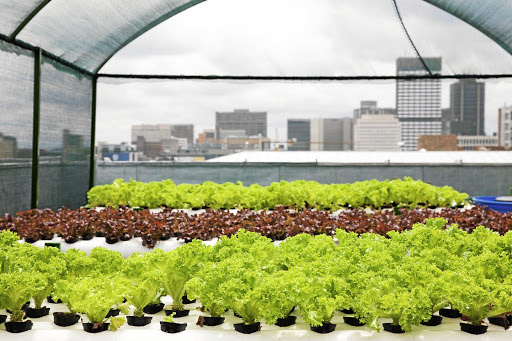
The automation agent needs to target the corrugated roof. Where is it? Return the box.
[207,151,512,165]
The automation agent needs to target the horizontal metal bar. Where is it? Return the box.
[97,73,512,81]
[0,33,93,77]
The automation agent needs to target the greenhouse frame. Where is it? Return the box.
[1,0,512,212]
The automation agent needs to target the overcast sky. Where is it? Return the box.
[97,0,512,144]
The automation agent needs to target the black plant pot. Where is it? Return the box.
[439,308,462,318]
[0,315,6,324]
[159,234,171,241]
[341,308,355,314]
[276,315,296,327]
[197,316,225,326]
[488,316,508,327]
[105,237,118,244]
[343,316,364,327]
[24,237,38,243]
[25,306,50,318]
[143,303,164,314]
[165,309,189,318]
[106,308,120,318]
[5,320,33,333]
[41,234,54,240]
[182,296,196,304]
[383,323,405,333]
[311,322,336,334]
[160,321,187,333]
[127,315,152,326]
[95,232,107,237]
[421,315,443,326]
[47,296,62,304]
[53,312,80,327]
[65,237,78,244]
[83,322,110,333]
[234,322,261,334]
[460,323,488,335]
[82,234,94,240]
[233,311,242,318]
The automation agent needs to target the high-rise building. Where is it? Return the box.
[353,101,396,120]
[131,124,194,145]
[449,79,485,136]
[396,57,442,151]
[354,115,401,151]
[287,119,311,151]
[170,124,194,145]
[498,106,512,149]
[215,109,267,140]
[310,118,352,151]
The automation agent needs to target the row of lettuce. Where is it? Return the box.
[87,178,469,210]
[1,220,511,334]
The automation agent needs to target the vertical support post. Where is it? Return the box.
[89,74,97,191]
[31,48,41,209]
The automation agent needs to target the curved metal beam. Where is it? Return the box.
[10,0,52,40]
[423,0,512,56]
[94,0,207,74]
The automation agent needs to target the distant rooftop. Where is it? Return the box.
[207,151,512,165]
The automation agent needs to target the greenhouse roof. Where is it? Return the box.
[207,151,512,165]
[1,0,512,74]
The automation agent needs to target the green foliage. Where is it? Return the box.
[87,177,469,210]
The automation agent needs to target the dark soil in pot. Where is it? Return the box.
[160,321,187,333]
[5,320,33,333]
[182,296,196,304]
[106,308,120,318]
[383,323,405,333]
[120,234,132,241]
[0,315,6,324]
[460,323,488,335]
[310,322,336,334]
[343,316,364,327]
[197,316,225,327]
[105,237,118,244]
[421,315,443,326]
[276,315,296,327]
[143,303,164,314]
[47,296,62,304]
[159,234,171,241]
[165,309,189,318]
[83,322,110,333]
[439,308,462,318]
[127,315,152,326]
[341,308,355,314]
[82,234,94,240]
[25,306,50,318]
[53,312,80,327]
[234,322,261,334]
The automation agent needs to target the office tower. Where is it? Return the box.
[170,124,194,145]
[396,57,442,151]
[498,106,512,149]
[310,118,352,151]
[287,119,311,151]
[215,109,267,140]
[353,101,396,120]
[449,79,485,136]
[354,115,402,151]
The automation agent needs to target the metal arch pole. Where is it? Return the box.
[31,48,42,209]
[10,0,53,39]
[88,74,98,192]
